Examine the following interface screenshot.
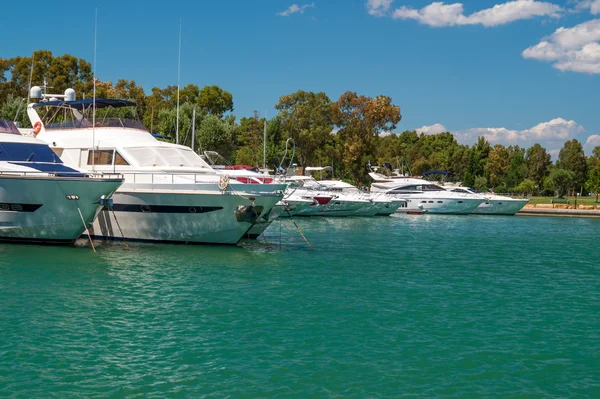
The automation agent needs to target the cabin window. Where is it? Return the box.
[438,201,443,203]
[115,152,129,165]
[88,150,113,165]
[458,201,463,203]
[428,201,434,203]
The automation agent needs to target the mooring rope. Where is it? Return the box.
[76,206,96,253]
[284,209,314,251]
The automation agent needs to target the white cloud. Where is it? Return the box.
[367,0,393,16]
[416,123,448,135]
[585,134,600,152]
[373,1,562,27]
[576,0,600,14]
[523,19,600,73]
[277,3,315,17]
[452,118,586,149]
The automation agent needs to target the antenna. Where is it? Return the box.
[176,19,182,145]
[26,52,35,105]
[191,107,196,153]
[92,8,98,171]
[263,111,267,169]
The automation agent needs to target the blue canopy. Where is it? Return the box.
[33,98,136,110]
[422,170,451,175]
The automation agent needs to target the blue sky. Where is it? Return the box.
[2,0,600,155]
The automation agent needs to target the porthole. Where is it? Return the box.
[189,207,197,213]
[458,201,463,204]
[141,205,151,213]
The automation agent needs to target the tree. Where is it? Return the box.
[335,91,401,183]
[586,165,600,202]
[197,114,237,160]
[484,144,509,188]
[588,146,600,171]
[235,113,266,166]
[525,143,552,191]
[275,90,338,168]
[513,179,535,196]
[197,85,233,117]
[558,139,588,195]
[473,176,488,191]
[546,168,575,197]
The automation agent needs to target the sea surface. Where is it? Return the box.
[0,214,599,398]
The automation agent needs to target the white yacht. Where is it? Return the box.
[25,89,286,245]
[447,187,529,215]
[286,176,381,217]
[318,180,406,216]
[369,172,485,214]
[0,119,123,244]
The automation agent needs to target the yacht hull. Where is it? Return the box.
[472,199,529,215]
[88,189,283,245]
[394,196,485,214]
[0,176,122,243]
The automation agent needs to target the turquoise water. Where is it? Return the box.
[1,215,599,398]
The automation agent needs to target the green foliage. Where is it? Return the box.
[197,85,233,117]
[586,165,600,202]
[512,179,535,196]
[198,115,237,160]
[546,168,576,197]
[558,139,587,193]
[473,176,488,192]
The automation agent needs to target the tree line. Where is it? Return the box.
[1,50,600,199]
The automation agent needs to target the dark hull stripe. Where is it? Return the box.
[85,235,240,246]
[0,236,75,245]
[110,204,223,214]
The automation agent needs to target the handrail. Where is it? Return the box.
[0,170,123,179]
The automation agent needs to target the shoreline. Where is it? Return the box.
[517,205,600,219]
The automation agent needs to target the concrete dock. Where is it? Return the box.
[517,204,600,218]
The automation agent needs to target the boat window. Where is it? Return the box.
[0,120,21,135]
[88,150,114,165]
[0,142,63,163]
[125,146,211,169]
[115,152,129,165]
[458,201,463,203]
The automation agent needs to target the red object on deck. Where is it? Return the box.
[313,196,332,205]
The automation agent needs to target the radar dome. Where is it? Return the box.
[64,88,76,102]
[30,86,42,99]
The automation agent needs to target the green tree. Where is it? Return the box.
[513,178,535,196]
[586,165,600,202]
[235,113,266,166]
[588,146,600,171]
[546,168,575,197]
[197,85,233,117]
[335,91,401,183]
[275,90,338,168]
[473,176,488,191]
[197,114,237,160]
[525,143,552,191]
[484,144,509,188]
[558,139,587,195]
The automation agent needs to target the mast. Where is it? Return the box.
[191,107,196,153]
[263,113,267,169]
[176,19,182,145]
[92,8,98,171]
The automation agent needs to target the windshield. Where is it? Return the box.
[0,142,62,163]
[125,146,212,168]
[0,120,20,135]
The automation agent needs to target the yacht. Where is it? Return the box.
[447,187,529,215]
[369,172,485,214]
[318,180,406,216]
[25,89,286,245]
[0,119,123,244]
[285,176,381,217]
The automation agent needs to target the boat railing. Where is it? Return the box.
[45,118,147,131]
[108,171,285,186]
[0,170,123,179]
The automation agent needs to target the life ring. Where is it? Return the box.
[33,121,42,135]
[218,174,230,191]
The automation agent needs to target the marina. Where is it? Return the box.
[2,1,600,396]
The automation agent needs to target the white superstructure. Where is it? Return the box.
[369,172,485,214]
[25,91,285,245]
[0,120,123,244]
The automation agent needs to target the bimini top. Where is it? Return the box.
[33,98,136,110]
[0,120,20,135]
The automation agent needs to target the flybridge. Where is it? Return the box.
[32,98,137,110]
[27,87,146,132]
